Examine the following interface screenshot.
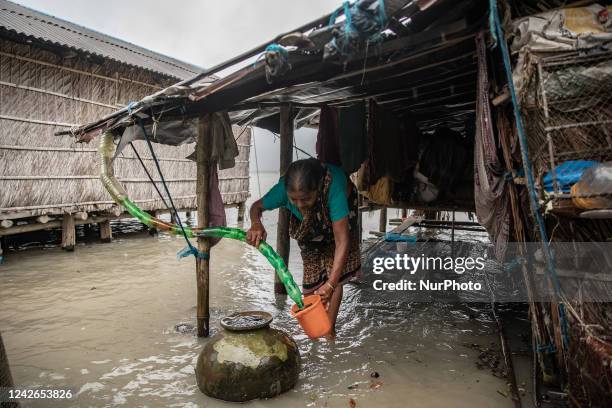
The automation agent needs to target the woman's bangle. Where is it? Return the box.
[325,281,336,291]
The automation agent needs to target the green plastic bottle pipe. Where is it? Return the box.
[99,132,304,309]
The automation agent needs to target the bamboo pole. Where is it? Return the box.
[276,105,294,295]
[196,114,211,337]
[61,214,75,251]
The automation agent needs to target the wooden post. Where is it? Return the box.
[99,220,112,243]
[401,208,407,218]
[237,202,246,228]
[276,105,294,295]
[379,207,387,233]
[0,332,19,408]
[61,214,75,251]
[196,114,212,337]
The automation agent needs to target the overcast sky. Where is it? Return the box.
[13,0,335,172]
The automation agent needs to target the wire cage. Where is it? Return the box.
[523,50,612,208]
[566,302,612,407]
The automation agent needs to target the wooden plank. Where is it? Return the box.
[390,216,424,234]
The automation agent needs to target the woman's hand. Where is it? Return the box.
[246,222,267,248]
[314,281,335,310]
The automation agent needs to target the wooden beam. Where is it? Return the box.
[276,105,294,295]
[196,114,212,337]
[61,214,75,251]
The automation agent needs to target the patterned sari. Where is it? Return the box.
[288,165,361,294]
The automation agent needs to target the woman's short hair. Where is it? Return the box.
[284,158,325,193]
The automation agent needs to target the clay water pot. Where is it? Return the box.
[195,311,300,402]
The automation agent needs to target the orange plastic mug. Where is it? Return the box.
[291,294,332,339]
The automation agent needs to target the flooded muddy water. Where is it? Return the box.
[0,173,524,407]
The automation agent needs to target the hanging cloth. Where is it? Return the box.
[338,101,368,174]
[474,32,511,261]
[315,105,341,166]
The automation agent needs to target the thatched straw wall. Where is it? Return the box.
[0,38,250,220]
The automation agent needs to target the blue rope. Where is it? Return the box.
[328,0,387,57]
[490,0,568,348]
[177,245,209,260]
[137,120,208,262]
[488,0,498,49]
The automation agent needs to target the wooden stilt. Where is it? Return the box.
[61,214,75,251]
[237,202,246,228]
[99,220,112,243]
[401,208,408,218]
[196,114,212,337]
[276,104,294,295]
[379,207,387,233]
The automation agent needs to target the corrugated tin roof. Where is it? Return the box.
[0,0,205,80]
